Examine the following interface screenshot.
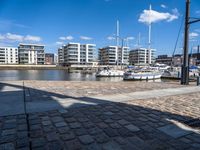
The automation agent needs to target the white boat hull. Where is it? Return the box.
[123,73,162,80]
[96,70,124,77]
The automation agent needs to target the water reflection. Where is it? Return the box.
[0,70,124,81]
[0,70,167,82]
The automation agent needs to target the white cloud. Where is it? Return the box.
[196,10,200,15]
[172,8,179,16]
[24,35,41,42]
[0,33,42,42]
[127,37,135,40]
[6,33,24,41]
[56,41,64,45]
[107,36,115,40]
[139,8,179,24]
[0,35,5,40]
[189,32,199,39]
[59,35,74,41]
[161,4,167,8]
[80,36,93,40]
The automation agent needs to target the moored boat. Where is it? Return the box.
[96,67,124,77]
[123,70,162,80]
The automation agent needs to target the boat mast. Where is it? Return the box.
[116,20,120,67]
[148,5,152,65]
[116,20,120,47]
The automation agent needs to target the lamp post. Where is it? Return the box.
[181,0,200,85]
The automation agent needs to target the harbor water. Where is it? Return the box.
[0,70,124,81]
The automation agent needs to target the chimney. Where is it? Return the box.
[198,45,200,54]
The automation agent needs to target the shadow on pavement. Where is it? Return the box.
[0,81,199,149]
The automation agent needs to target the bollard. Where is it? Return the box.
[197,76,200,86]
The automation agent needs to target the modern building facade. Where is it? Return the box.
[58,47,64,65]
[129,48,156,65]
[98,46,129,65]
[0,47,18,64]
[54,54,58,65]
[60,43,96,66]
[156,55,172,65]
[18,44,45,64]
[45,53,54,65]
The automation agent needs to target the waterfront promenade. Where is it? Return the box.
[0,81,200,149]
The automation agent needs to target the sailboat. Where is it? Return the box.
[123,5,162,80]
[96,20,125,77]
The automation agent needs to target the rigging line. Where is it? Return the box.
[172,16,184,57]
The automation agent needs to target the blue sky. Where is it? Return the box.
[0,0,199,55]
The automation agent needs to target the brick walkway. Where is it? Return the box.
[0,81,200,149]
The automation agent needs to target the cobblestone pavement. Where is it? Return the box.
[0,81,199,150]
[0,91,200,149]
[24,81,184,97]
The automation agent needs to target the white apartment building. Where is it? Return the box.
[99,46,129,65]
[129,48,156,65]
[0,47,18,64]
[58,47,64,65]
[62,43,96,65]
[18,43,45,64]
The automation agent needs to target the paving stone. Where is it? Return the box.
[104,112,114,115]
[127,136,149,149]
[118,128,134,137]
[94,133,109,143]
[0,135,16,144]
[88,127,102,135]
[97,122,109,129]
[16,138,29,148]
[45,140,64,150]
[79,135,94,145]
[41,120,52,126]
[104,128,119,137]
[125,124,140,132]
[29,119,40,125]
[29,124,41,131]
[74,128,87,136]
[77,117,89,122]
[65,139,82,150]
[17,124,28,131]
[83,122,95,129]
[61,131,75,141]
[104,119,114,123]
[158,124,192,138]
[31,138,46,148]
[118,119,130,125]
[114,137,127,145]
[55,122,67,128]
[0,143,15,150]
[102,141,122,150]
[51,116,63,123]
[46,132,59,142]
[1,129,16,136]
[69,122,81,129]
[65,117,76,123]
[86,142,101,150]
[58,109,68,114]
[109,123,121,129]
[3,123,17,129]
[41,116,50,121]
[30,130,43,138]
[17,147,30,150]
[43,125,56,133]
[192,143,200,148]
